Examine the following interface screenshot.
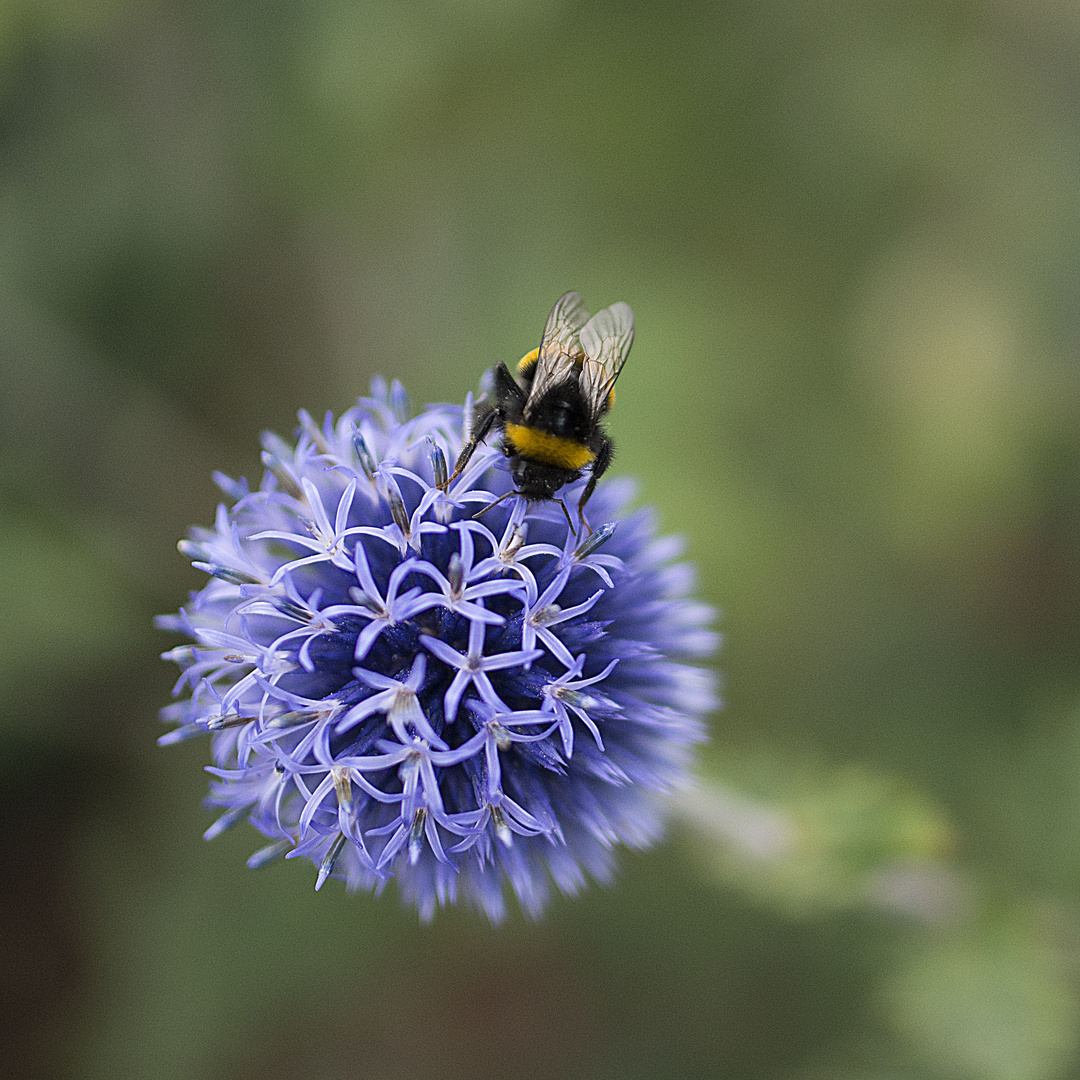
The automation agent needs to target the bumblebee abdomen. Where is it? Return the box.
[504,422,596,471]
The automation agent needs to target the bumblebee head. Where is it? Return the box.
[510,456,579,500]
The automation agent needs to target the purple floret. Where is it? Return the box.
[158,377,718,921]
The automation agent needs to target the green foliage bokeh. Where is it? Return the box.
[4,2,1080,1078]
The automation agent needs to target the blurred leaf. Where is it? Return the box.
[885,906,1080,1080]
[680,762,960,920]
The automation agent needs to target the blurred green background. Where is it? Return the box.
[5,1,1080,1077]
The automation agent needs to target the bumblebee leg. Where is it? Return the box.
[472,489,520,520]
[445,401,497,490]
[552,497,576,535]
[577,435,613,536]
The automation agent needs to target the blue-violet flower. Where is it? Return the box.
[158,377,718,921]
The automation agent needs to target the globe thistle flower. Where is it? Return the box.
[158,377,718,921]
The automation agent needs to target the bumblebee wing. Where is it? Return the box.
[579,302,634,418]
[525,291,591,411]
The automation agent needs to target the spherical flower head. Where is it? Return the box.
[158,377,718,921]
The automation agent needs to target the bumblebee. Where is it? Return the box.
[448,291,635,533]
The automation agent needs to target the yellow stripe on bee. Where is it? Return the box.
[505,423,596,471]
[517,347,540,375]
